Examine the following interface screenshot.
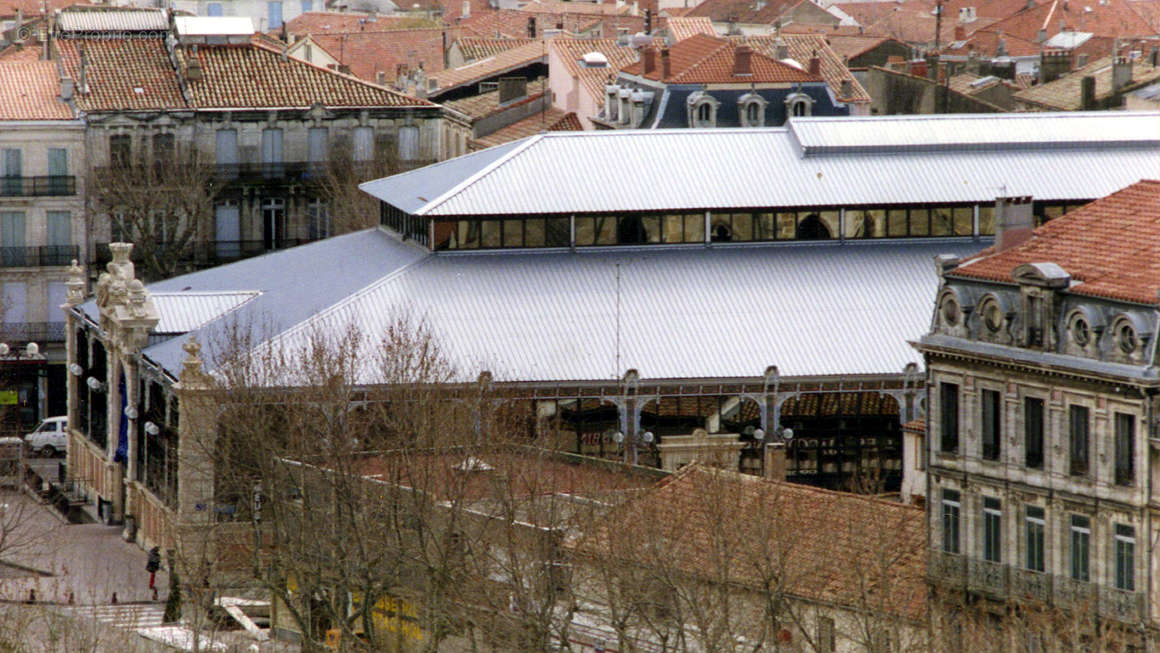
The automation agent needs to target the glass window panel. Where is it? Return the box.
[456,220,478,249]
[662,215,685,243]
[502,219,523,247]
[480,220,501,248]
[594,216,616,245]
[755,213,775,240]
[887,209,908,237]
[575,217,596,246]
[978,205,995,235]
[908,208,930,236]
[952,207,973,235]
[684,214,705,243]
[817,211,839,239]
[524,218,545,247]
[931,207,953,236]
[545,218,569,247]
[731,213,754,241]
[845,209,877,239]
[776,212,796,240]
[639,215,661,243]
[618,216,649,245]
[709,213,732,242]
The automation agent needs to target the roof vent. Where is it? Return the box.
[582,51,609,67]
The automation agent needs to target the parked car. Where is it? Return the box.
[24,416,67,457]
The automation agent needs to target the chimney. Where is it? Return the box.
[734,44,753,76]
[1036,28,1047,42]
[78,46,89,95]
[60,76,74,101]
[954,25,966,41]
[839,78,851,97]
[764,441,787,482]
[642,46,656,74]
[376,70,387,85]
[186,46,204,82]
[1081,74,1096,108]
[774,36,787,60]
[1151,46,1159,66]
[1112,54,1132,92]
[996,196,1034,252]
[1039,49,1069,83]
[660,47,671,78]
[462,0,470,17]
[527,16,536,38]
[808,53,821,77]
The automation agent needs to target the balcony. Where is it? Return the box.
[0,322,66,344]
[0,176,77,197]
[0,245,80,267]
[928,549,966,586]
[1010,568,1051,603]
[1053,575,1097,610]
[967,558,1007,598]
[212,162,327,184]
[1099,586,1145,623]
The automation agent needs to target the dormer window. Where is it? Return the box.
[738,92,768,127]
[687,91,719,128]
[784,91,814,120]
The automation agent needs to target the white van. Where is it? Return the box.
[24,416,67,457]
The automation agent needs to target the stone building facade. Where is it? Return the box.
[916,183,1160,645]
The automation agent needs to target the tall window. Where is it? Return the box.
[1,211,25,266]
[47,147,67,176]
[1114,413,1135,486]
[1114,524,1135,591]
[152,132,175,162]
[308,127,328,165]
[261,128,283,177]
[1069,514,1090,582]
[307,199,329,240]
[1024,397,1044,469]
[981,389,1000,461]
[109,134,130,167]
[940,382,959,453]
[354,126,374,162]
[942,489,961,554]
[398,126,419,161]
[1025,506,1045,572]
[817,616,835,653]
[983,497,1001,563]
[267,0,283,28]
[1069,406,1089,475]
[46,211,71,247]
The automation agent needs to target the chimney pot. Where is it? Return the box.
[996,196,1035,252]
[643,47,656,74]
[734,44,753,76]
[660,47,671,78]
[808,55,821,77]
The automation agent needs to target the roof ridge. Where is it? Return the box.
[419,134,545,215]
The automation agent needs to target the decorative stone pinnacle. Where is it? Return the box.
[109,242,133,263]
[65,259,86,306]
[181,338,206,382]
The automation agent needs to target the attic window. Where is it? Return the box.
[581,51,609,68]
[133,86,145,94]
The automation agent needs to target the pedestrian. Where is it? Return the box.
[146,546,161,590]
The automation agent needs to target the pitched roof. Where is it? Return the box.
[442,78,548,119]
[0,46,74,120]
[180,40,434,108]
[623,34,821,83]
[430,39,546,94]
[0,0,85,20]
[550,37,638,108]
[57,6,168,32]
[815,33,903,61]
[470,106,581,148]
[285,11,440,34]
[951,180,1160,305]
[1013,55,1160,109]
[982,0,1154,41]
[685,0,809,24]
[573,465,928,621]
[741,33,872,103]
[308,28,449,80]
[664,15,718,41]
[455,36,536,61]
[839,0,996,44]
[57,38,186,112]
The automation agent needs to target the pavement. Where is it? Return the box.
[0,489,169,605]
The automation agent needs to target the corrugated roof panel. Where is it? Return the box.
[151,291,259,334]
[58,9,169,32]
[361,114,1160,217]
[265,240,982,384]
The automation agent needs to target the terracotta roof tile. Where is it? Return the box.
[840,0,997,44]
[182,40,433,108]
[664,16,718,41]
[982,0,1154,41]
[430,39,546,92]
[0,46,73,120]
[308,28,449,80]
[574,465,928,622]
[624,33,822,83]
[455,36,536,61]
[550,37,638,110]
[285,11,441,34]
[455,7,643,39]
[742,33,872,102]
[1126,0,1160,32]
[470,106,580,148]
[57,37,186,112]
[685,0,807,24]
[952,180,1160,305]
[1013,55,1160,109]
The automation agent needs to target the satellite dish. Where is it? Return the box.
[641,431,654,444]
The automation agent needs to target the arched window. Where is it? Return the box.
[687,92,719,128]
[796,213,831,240]
[747,103,760,123]
[697,103,712,122]
[783,92,814,123]
[792,101,809,117]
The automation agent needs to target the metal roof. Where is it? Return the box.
[58,9,169,32]
[151,291,259,334]
[231,236,984,384]
[360,112,1160,217]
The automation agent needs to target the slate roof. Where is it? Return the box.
[951,179,1160,306]
[1013,55,1160,110]
[572,464,928,621]
[0,46,74,120]
[622,33,822,83]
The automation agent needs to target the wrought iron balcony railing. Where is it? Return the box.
[0,321,67,344]
[0,245,80,267]
[0,175,76,197]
